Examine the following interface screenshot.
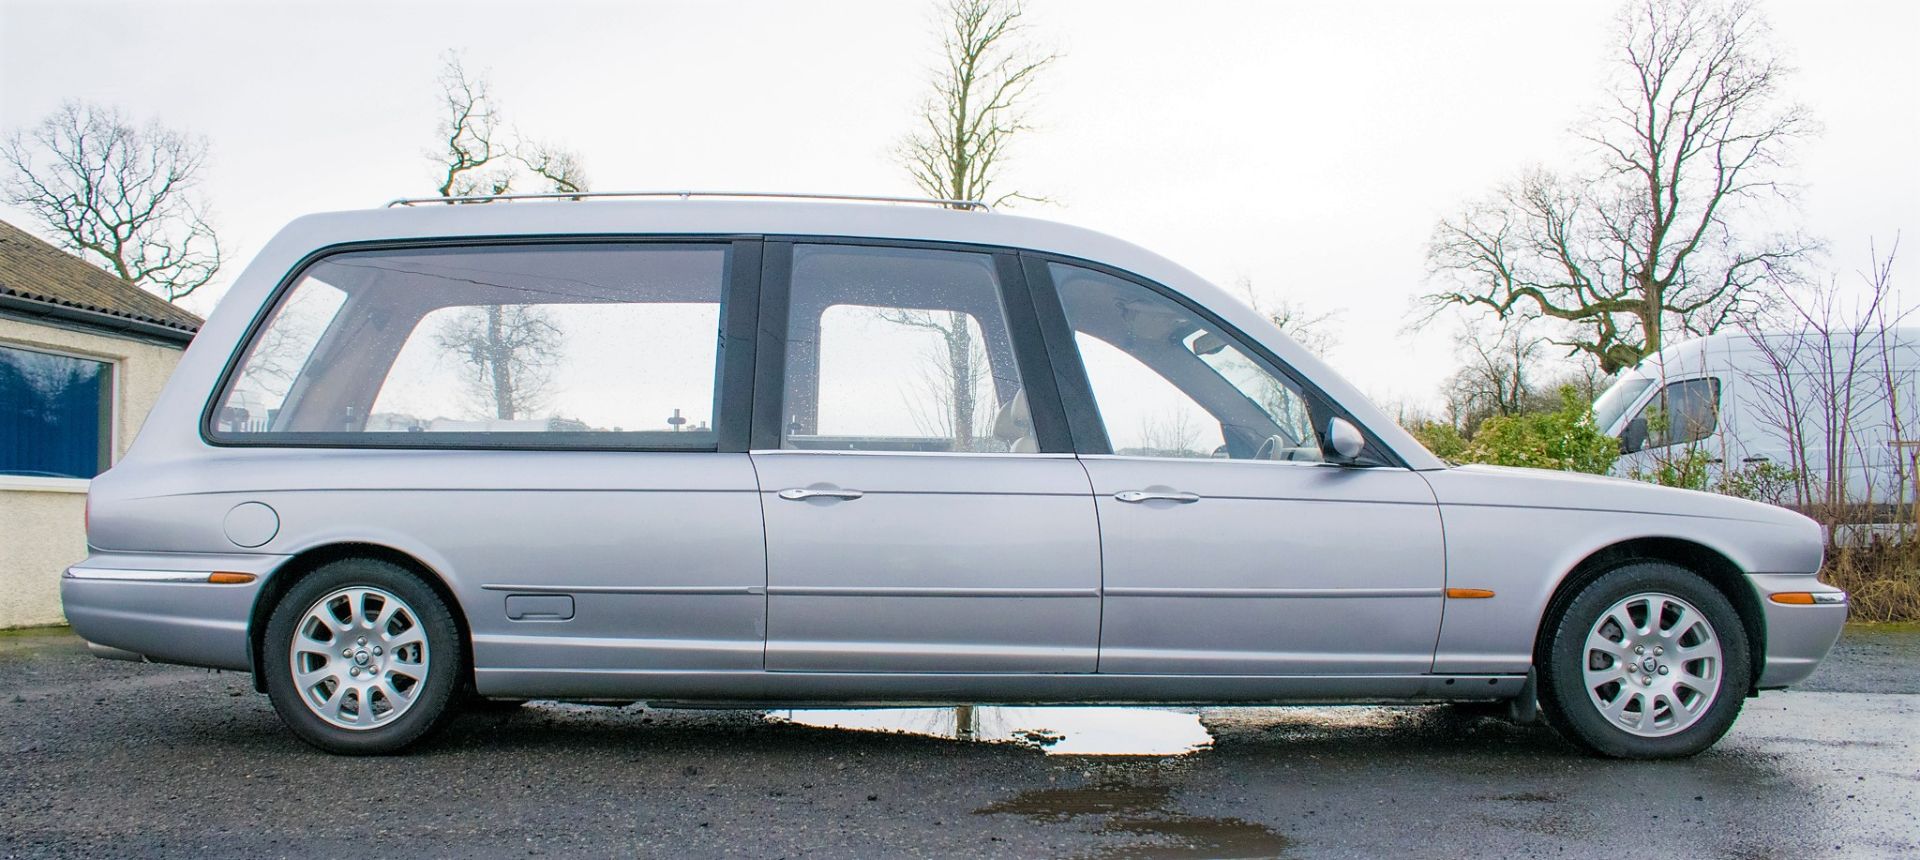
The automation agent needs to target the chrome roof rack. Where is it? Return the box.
[384,190,990,211]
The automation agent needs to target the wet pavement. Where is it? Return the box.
[1,624,1915,858]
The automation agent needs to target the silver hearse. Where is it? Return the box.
[62,192,1846,757]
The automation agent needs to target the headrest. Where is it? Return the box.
[992,390,1031,442]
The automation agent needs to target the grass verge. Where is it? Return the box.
[1822,541,1920,623]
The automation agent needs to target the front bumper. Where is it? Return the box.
[61,552,288,672]
[1748,573,1849,688]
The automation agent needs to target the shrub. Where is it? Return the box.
[1423,386,1618,474]
[1406,421,1468,460]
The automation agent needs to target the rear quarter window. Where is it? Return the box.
[209,242,731,450]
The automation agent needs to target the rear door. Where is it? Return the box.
[751,242,1102,673]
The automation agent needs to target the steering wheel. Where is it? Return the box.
[1254,434,1285,461]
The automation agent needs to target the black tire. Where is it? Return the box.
[1537,561,1750,759]
[261,558,464,755]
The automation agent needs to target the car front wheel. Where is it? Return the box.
[1538,561,1751,759]
[261,558,463,754]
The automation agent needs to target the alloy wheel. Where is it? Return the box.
[1581,591,1724,738]
[287,587,432,730]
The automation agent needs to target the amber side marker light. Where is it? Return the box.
[1445,588,1496,599]
[207,572,257,585]
[1769,591,1845,605]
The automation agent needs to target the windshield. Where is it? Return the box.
[1592,375,1654,433]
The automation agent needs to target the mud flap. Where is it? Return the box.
[1507,668,1541,726]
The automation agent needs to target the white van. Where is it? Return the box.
[1594,329,1920,509]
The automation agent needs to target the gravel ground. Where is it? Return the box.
[0,623,1914,859]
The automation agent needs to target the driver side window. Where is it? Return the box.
[1052,263,1322,461]
[1075,332,1222,457]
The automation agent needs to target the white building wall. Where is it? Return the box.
[0,315,186,628]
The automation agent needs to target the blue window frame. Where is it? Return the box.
[0,344,112,479]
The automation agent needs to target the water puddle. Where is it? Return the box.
[767,706,1214,755]
[978,783,1291,858]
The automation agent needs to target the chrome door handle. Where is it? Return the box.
[777,487,865,501]
[1114,490,1201,504]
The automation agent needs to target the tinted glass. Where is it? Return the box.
[781,245,1029,453]
[1592,375,1653,433]
[214,243,729,449]
[1645,377,1721,447]
[1052,263,1323,461]
[0,344,111,478]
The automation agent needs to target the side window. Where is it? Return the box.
[1074,334,1221,457]
[1051,263,1324,462]
[781,245,1029,453]
[213,243,730,449]
[1640,378,1722,449]
[218,280,346,431]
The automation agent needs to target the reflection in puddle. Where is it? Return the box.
[979,783,1290,859]
[767,706,1214,755]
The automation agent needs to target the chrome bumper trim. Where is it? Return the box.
[63,567,209,583]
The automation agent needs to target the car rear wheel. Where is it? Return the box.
[262,558,463,755]
[1538,561,1750,759]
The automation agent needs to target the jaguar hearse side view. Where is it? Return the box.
[61,192,1848,758]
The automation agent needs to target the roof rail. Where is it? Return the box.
[384,190,991,211]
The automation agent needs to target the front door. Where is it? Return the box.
[1040,261,1446,675]
[755,243,1101,673]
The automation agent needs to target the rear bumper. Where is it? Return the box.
[60,552,288,672]
[1748,573,1849,688]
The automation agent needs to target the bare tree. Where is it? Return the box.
[1424,0,1816,373]
[1135,409,1201,457]
[1726,241,1920,621]
[435,304,565,421]
[432,52,516,198]
[1443,319,1548,434]
[426,52,592,420]
[900,0,1057,208]
[894,309,1000,449]
[517,140,589,194]
[1739,240,1911,520]
[891,0,1056,450]
[1268,300,1341,357]
[1,102,223,303]
[1238,279,1341,356]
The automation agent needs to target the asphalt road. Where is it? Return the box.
[1,625,1915,859]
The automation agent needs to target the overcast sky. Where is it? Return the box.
[2,0,1915,410]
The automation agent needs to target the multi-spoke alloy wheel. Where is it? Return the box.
[1581,592,1722,738]
[1537,561,1750,759]
[289,587,432,730]
[262,558,462,754]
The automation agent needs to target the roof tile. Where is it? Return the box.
[0,218,203,333]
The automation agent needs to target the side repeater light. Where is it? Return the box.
[1768,591,1845,606]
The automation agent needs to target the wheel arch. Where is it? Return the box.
[1535,537,1767,691]
[246,541,473,694]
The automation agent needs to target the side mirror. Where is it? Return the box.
[1322,416,1366,463]
[1620,417,1649,454]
